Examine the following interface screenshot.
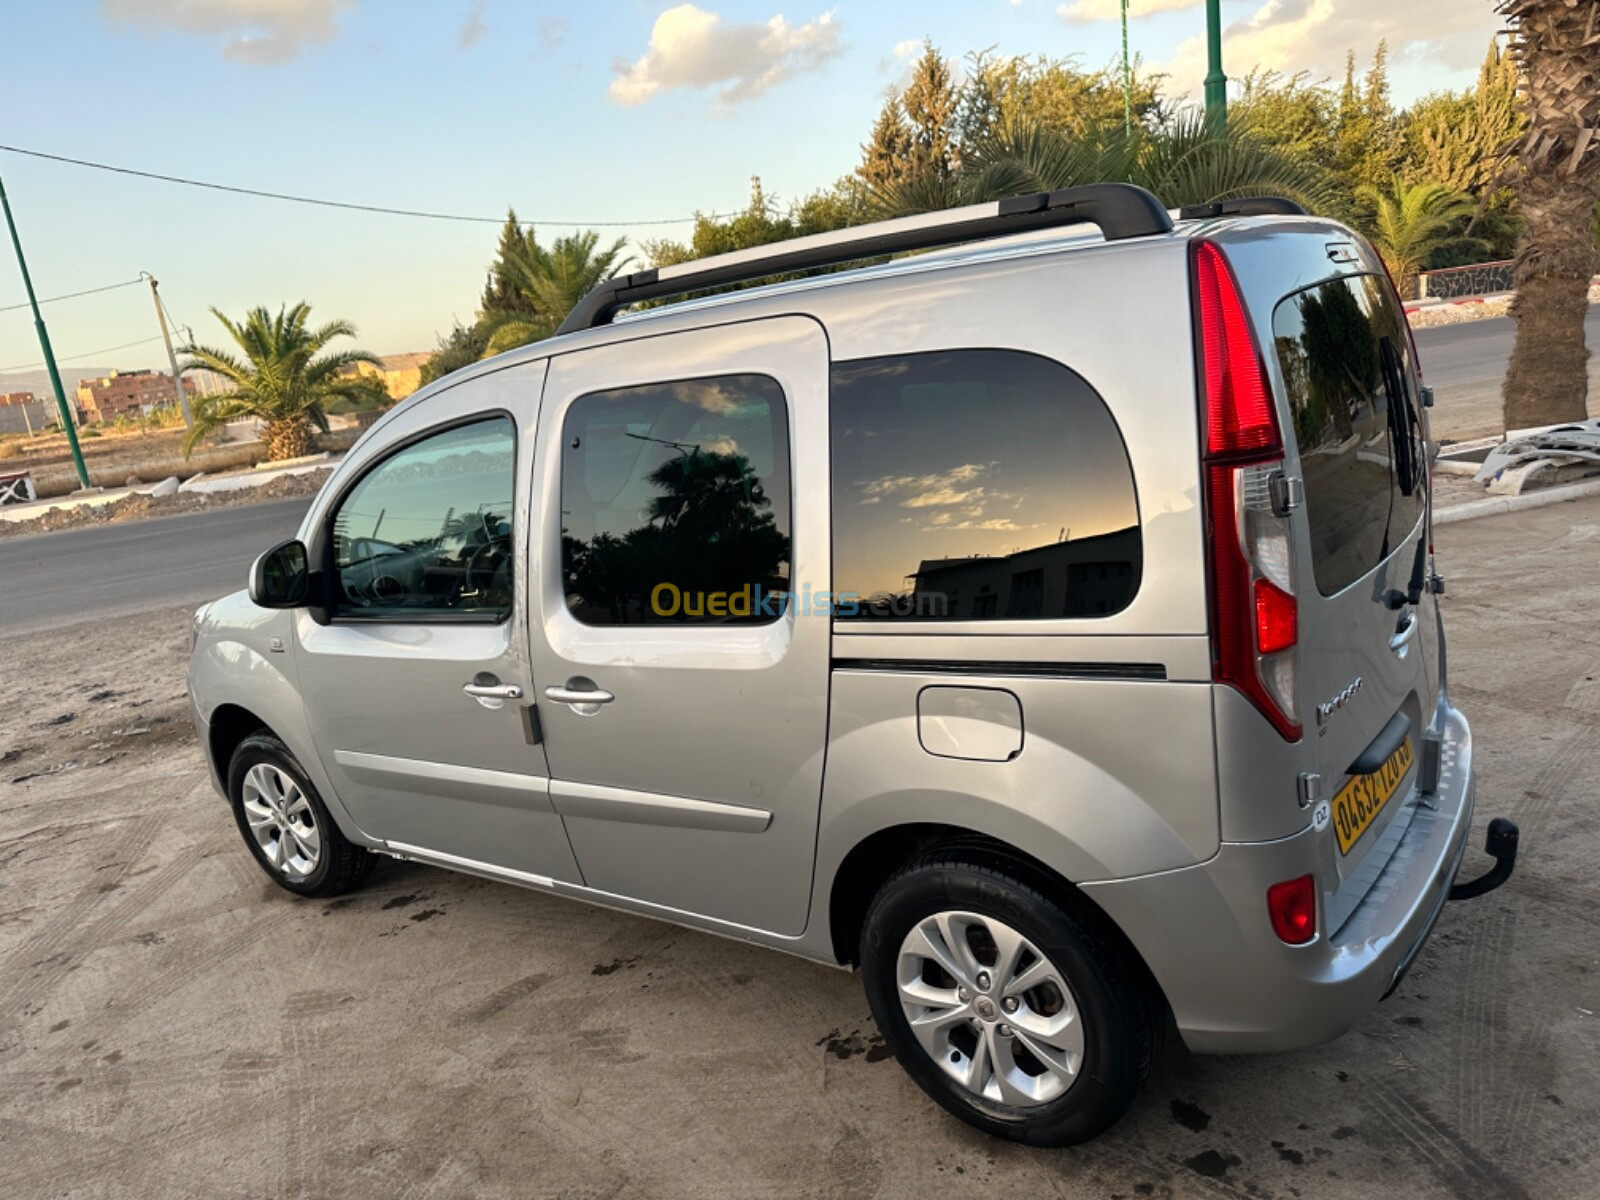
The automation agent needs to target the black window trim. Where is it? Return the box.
[559,370,796,629]
[317,409,520,627]
[827,346,1145,629]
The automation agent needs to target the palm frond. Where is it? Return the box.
[179,302,383,459]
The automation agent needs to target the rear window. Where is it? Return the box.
[830,350,1141,621]
[1272,275,1426,596]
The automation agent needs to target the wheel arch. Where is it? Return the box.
[207,703,271,786]
[825,822,1171,1023]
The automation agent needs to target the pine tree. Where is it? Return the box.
[858,94,913,190]
[1334,44,1403,211]
[901,40,959,181]
[481,209,537,315]
[1358,42,1402,188]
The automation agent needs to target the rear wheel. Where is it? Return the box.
[228,732,374,898]
[860,852,1157,1145]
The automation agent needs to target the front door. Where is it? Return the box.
[293,363,582,886]
[527,316,830,935]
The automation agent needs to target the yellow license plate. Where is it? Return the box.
[1332,738,1415,855]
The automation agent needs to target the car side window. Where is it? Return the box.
[560,375,792,625]
[329,416,515,620]
[830,350,1141,621]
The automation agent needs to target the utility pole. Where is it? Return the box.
[146,274,193,426]
[1120,0,1133,136]
[1203,0,1227,126]
[0,173,90,489]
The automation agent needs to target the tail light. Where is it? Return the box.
[1193,241,1301,740]
[1267,874,1317,944]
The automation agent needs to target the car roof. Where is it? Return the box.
[370,206,1333,440]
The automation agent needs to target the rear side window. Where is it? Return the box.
[1272,275,1426,596]
[560,375,791,625]
[830,350,1141,621]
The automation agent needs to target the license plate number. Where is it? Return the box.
[1333,738,1414,855]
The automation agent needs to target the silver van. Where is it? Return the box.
[188,184,1517,1145]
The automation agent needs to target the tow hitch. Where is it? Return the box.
[1449,818,1520,901]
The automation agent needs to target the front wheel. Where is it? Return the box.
[228,732,374,898]
[860,852,1158,1146]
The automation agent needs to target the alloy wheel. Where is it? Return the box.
[241,762,321,881]
[896,910,1085,1107]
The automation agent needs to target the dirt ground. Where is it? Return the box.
[2,499,1598,1199]
[1,426,362,501]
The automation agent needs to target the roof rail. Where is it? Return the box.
[557,182,1173,334]
[1177,197,1308,221]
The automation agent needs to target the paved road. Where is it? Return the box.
[1413,309,1600,440]
[0,497,311,636]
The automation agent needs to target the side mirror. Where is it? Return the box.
[249,539,310,608]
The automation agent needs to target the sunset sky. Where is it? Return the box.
[1,1,1502,380]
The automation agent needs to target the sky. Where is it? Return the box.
[0,0,1504,383]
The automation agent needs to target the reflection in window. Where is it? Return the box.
[830,351,1141,622]
[331,417,515,619]
[1273,275,1425,596]
[560,375,791,625]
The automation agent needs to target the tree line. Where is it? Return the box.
[180,10,1598,454]
[438,34,1532,373]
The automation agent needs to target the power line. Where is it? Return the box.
[0,143,704,228]
[0,275,145,313]
[0,334,164,374]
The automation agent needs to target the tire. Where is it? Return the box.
[227,732,374,898]
[860,850,1157,1146]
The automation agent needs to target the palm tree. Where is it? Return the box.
[867,111,1345,221]
[1497,0,1600,430]
[179,303,384,461]
[480,230,630,355]
[1356,176,1478,299]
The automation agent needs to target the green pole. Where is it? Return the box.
[0,174,90,489]
[1120,0,1133,136]
[1203,0,1227,126]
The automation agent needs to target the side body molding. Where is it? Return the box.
[549,779,773,834]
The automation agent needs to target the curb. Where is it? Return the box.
[1434,476,1600,525]
[1405,292,1513,314]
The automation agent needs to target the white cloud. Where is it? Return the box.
[537,15,567,52]
[458,1,486,50]
[1058,0,1201,23]
[609,5,844,110]
[1157,0,1501,99]
[876,36,922,87]
[101,0,352,63]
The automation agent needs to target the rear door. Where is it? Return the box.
[526,316,831,936]
[1270,272,1433,921]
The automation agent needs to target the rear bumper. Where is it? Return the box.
[1082,702,1476,1053]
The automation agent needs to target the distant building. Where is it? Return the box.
[341,352,434,401]
[907,526,1142,620]
[0,390,52,436]
[75,370,196,424]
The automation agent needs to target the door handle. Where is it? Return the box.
[1389,611,1418,656]
[463,682,524,700]
[544,684,615,706]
